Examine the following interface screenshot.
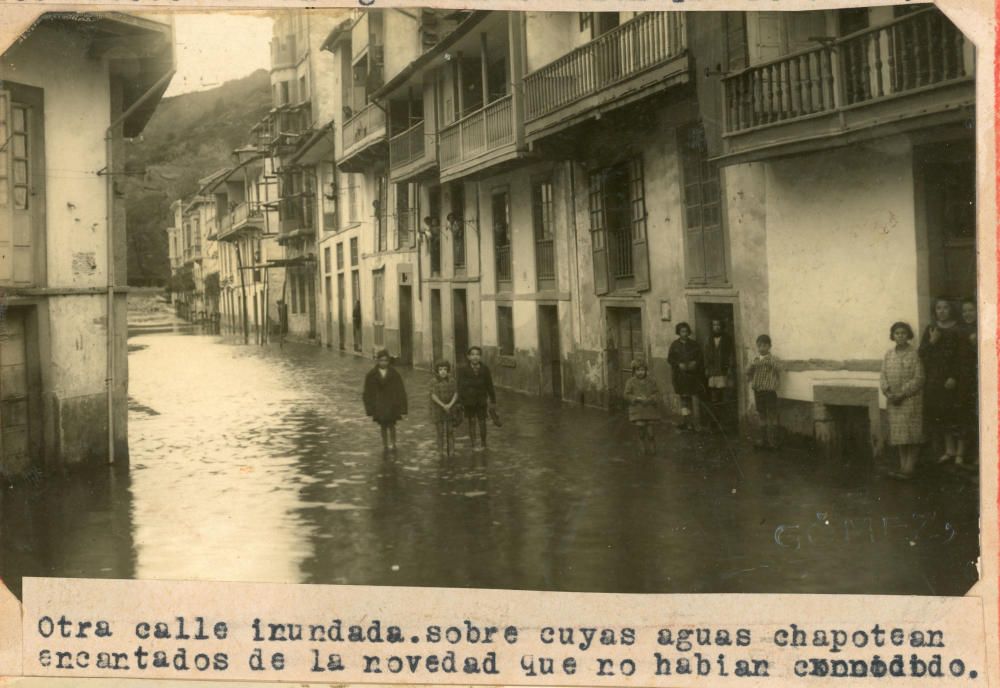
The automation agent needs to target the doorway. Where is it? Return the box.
[453,288,469,363]
[605,306,643,409]
[0,308,30,476]
[323,275,333,346]
[336,273,346,350]
[537,304,562,398]
[693,302,739,431]
[430,289,444,363]
[399,285,413,366]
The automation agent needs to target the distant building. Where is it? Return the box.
[0,12,175,476]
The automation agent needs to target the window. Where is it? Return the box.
[346,174,360,224]
[679,124,726,285]
[497,305,514,356]
[375,174,388,252]
[299,75,307,103]
[579,12,592,32]
[532,178,555,289]
[588,155,650,294]
[450,182,466,270]
[350,237,359,266]
[336,242,345,271]
[323,246,332,275]
[372,269,385,346]
[395,183,417,249]
[279,81,290,106]
[10,103,29,210]
[492,189,511,290]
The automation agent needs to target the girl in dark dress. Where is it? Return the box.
[667,322,704,432]
[362,349,408,454]
[957,298,978,468]
[918,298,964,465]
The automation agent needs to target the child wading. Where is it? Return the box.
[746,334,781,449]
[429,360,459,459]
[457,346,497,451]
[623,359,662,456]
[362,349,408,454]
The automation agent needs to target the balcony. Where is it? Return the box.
[721,8,974,162]
[439,95,520,183]
[389,120,436,183]
[523,12,690,143]
[217,202,265,242]
[339,102,387,172]
[277,195,316,245]
[184,244,203,265]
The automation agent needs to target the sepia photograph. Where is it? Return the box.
[0,2,983,602]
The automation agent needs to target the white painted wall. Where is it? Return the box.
[2,25,111,289]
[764,138,919,374]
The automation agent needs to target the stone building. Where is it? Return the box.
[0,12,175,474]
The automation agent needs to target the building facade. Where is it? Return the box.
[180,7,974,458]
[1,12,175,476]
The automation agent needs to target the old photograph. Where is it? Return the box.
[0,4,982,599]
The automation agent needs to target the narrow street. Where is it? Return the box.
[2,325,979,598]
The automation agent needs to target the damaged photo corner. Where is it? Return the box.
[0,0,996,684]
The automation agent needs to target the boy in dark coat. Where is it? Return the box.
[457,346,497,451]
[363,349,408,453]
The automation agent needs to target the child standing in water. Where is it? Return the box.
[362,349,408,454]
[457,346,497,451]
[746,334,781,449]
[623,359,661,456]
[429,360,459,459]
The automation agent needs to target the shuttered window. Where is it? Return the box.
[0,90,9,209]
[680,124,727,285]
[724,13,749,72]
[587,155,650,295]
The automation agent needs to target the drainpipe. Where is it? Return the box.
[104,66,176,466]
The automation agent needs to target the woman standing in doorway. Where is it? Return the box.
[881,321,924,479]
[667,322,703,432]
[957,298,979,468]
[919,298,964,465]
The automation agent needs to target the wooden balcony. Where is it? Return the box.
[278,195,316,243]
[523,12,690,143]
[217,202,264,242]
[721,8,974,162]
[439,95,520,183]
[339,102,387,173]
[389,120,436,183]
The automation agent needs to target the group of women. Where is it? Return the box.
[881,298,978,479]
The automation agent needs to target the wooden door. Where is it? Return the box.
[399,285,413,366]
[538,305,561,398]
[0,309,29,476]
[337,273,346,350]
[452,288,469,363]
[430,289,443,363]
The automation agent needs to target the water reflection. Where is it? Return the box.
[0,331,980,597]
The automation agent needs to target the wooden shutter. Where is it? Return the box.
[724,13,749,72]
[752,12,785,62]
[701,159,727,283]
[588,171,609,295]
[0,90,12,284]
[628,156,650,292]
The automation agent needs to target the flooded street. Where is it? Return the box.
[2,327,979,597]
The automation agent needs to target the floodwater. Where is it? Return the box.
[0,326,980,597]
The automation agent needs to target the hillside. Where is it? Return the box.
[124,69,271,286]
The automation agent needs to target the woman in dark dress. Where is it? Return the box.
[667,322,704,432]
[918,298,964,465]
[957,298,978,468]
[362,349,408,454]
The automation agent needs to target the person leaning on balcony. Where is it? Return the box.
[919,298,964,466]
[881,321,925,480]
[667,322,704,432]
[458,346,497,452]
